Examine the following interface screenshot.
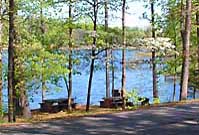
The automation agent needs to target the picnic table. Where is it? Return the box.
[100,96,124,108]
[100,89,149,108]
[40,98,76,112]
[100,89,125,108]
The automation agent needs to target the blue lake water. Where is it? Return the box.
[2,50,198,110]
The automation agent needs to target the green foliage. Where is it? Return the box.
[126,89,140,105]
[126,89,151,109]
[0,107,3,118]
[161,58,182,76]
[0,119,5,124]
[153,98,160,104]
[14,41,69,93]
[160,0,199,89]
[0,103,5,120]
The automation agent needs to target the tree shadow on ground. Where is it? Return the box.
[0,103,199,135]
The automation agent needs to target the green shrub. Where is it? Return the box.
[126,89,140,105]
[153,98,160,104]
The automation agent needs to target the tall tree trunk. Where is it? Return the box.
[17,50,32,118]
[40,0,45,102]
[13,53,32,118]
[193,88,196,99]
[173,75,176,101]
[111,50,115,96]
[173,43,177,101]
[105,0,110,98]
[8,0,15,122]
[197,11,199,91]
[151,1,158,100]
[41,79,45,102]
[86,50,95,112]
[179,0,185,101]
[86,0,98,112]
[19,82,31,119]
[0,53,2,118]
[180,0,191,100]
[0,0,3,118]
[196,11,199,70]
[121,0,126,110]
[11,2,32,118]
[172,15,177,101]
[67,0,73,111]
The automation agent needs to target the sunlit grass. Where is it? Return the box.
[0,119,5,124]
[17,106,122,123]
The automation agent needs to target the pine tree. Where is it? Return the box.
[8,0,15,122]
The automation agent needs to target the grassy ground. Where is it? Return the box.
[0,106,122,126]
[1,99,199,126]
[28,106,121,123]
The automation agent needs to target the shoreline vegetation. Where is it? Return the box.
[1,99,199,126]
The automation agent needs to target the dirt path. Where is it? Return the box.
[1,103,199,135]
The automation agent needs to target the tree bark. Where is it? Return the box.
[10,0,32,118]
[40,0,45,102]
[111,50,115,96]
[171,13,177,101]
[20,83,32,119]
[173,44,177,101]
[151,1,158,100]
[196,11,199,70]
[173,76,176,101]
[105,0,110,98]
[180,0,191,100]
[67,0,73,111]
[0,0,3,118]
[40,0,45,34]
[196,11,199,91]
[0,54,2,118]
[13,53,32,118]
[8,0,15,122]
[41,79,45,102]
[86,0,98,112]
[86,50,95,112]
[193,88,196,99]
[121,0,126,110]
[179,0,185,101]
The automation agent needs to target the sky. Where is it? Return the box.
[48,1,154,29]
[109,1,150,28]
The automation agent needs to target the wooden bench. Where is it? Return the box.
[100,97,128,108]
[112,89,121,97]
[40,98,76,112]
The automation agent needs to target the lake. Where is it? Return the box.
[2,50,198,110]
